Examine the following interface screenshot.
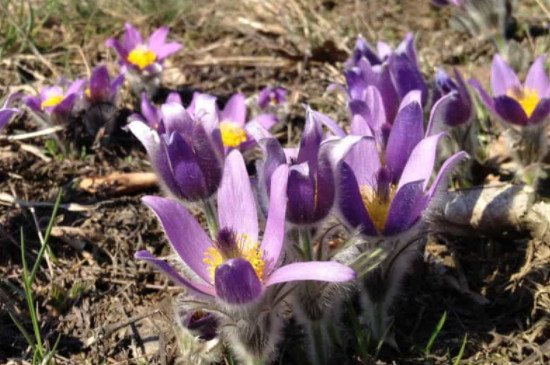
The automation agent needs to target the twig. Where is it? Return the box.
[78,172,158,195]
[5,126,64,141]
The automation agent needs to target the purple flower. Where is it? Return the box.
[343,34,428,112]
[333,97,468,236]
[24,79,85,120]
[181,310,219,341]
[84,65,124,105]
[105,23,182,73]
[128,94,224,202]
[431,0,462,6]
[0,92,21,132]
[258,87,287,110]
[135,150,355,304]
[470,54,550,126]
[256,108,362,226]
[429,68,474,129]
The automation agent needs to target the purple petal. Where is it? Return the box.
[154,42,182,61]
[345,68,367,100]
[0,109,18,130]
[218,150,258,242]
[364,86,386,132]
[166,92,183,105]
[385,100,424,182]
[377,41,393,60]
[248,114,278,130]
[105,38,128,60]
[192,93,220,134]
[494,95,529,125]
[265,261,356,286]
[142,196,213,283]
[396,33,418,67]
[313,109,346,137]
[89,66,111,101]
[261,164,289,275]
[389,53,428,105]
[358,60,399,123]
[337,163,378,236]
[140,93,161,130]
[40,86,63,101]
[221,93,246,126]
[525,55,549,96]
[426,151,469,200]
[529,97,550,125]
[258,87,271,109]
[350,35,381,66]
[110,74,125,98]
[491,54,521,96]
[468,78,495,113]
[51,93,77,115]
[123,23,143,50]
[383,180,426,236]
[398,132,446,190]
[135,250,215,297]
[214,258,262,304]
[161,102,194,135]
[345,136,381,186]
[296,107,323,168]
[147,26,169,52]
[24,96,42,113]
[66,79,86,96]
[286,163,318,224]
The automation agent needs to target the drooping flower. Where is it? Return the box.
[430,68,474,128]
[255,107,362,226]
[470,54,550,126]
[84,65,124,105]
[135,150,356,304]
[24,79,85,125]
[105,23,182,73]
[128,94,224,202]
[0,92,21,132]
[258,87,287,110]
[342,33,428,115]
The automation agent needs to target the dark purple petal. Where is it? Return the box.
[344,68,367,100]
[265,261,356,286]
[105,38,128,60]
[469,79,495,113]
[218,150,258,241]
[358,60,399,123]
[296,108,323,169]
[389,53,428,105]
[337,163,378,236]
[396,33,418,68]
[141,196,213,283]
[89,66,112,102]
[528,97,550,125]
[286,163,319,224]
[385,100,424,182]
[383,180,426,236]
[258,87,271,109]
[221,93,246,126]
[23,96,42,113]
[51,93,77,115]
[135,250,215,297]
[214,258,262,304]
[491,54,521,96]
[494,95,529,125]
[0,109,18,131]
[349,35,381,66]
[183,311,219,341]
[191,124,224,198]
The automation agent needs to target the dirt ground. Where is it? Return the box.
[1,0,550,364]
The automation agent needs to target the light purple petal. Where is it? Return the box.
[377,41,393,60]
[166,92,183,105]
[265,261,356,286]
[297,107,323,167]
[491,54,521,96]
[398,132,446,190]
[221,93,246,126]
[248,114,278,130]
[154,42,182,61]
[147,26,169,52]
[0,109,18,130]
[383,180,426,236]
[105,38,128,59]
[40,86,63,101]
[142,196,213,284]
[525,55,549,96]
[312,109,346,137]
[217,150,258,242]
[261,164,289,275]
[426,151,469,200]
[396,33,418,67]
[161,102,194,135]
[345,132,380,186]
[364,86,386,132]
[135,250,215,297]
[123,23,143,50]
[468,78,495,113]
[140,93,161,129]
[66,79,86,95]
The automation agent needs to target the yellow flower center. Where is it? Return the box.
[359,184,398,233]
[203,233,265,283]
[507,87,539,118]
[41,95,65,110]
[219,121,247,148]
[85,88,92,99]
[127,46,157,70]
[271,97,279,105]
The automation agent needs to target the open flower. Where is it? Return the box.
[24,79,85,124]
[470,54,550,126]
[256,108,362,226]
[128,95,224,202]
[258,87,287,110]
[105,23,181,73]
[0,92,21,132]
[84,65,124,105]
[333,96,468,236]
[135,150,356,304]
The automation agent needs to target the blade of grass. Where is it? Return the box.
[346,300,369,359]
[425,311,447,355]
[453,333,468,365]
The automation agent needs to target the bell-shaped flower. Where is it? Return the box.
[0,92,21,132]
[83,65,124,105]
[430,68,474,128]
[24,79,85,125]
[256,108,363,226]
[258,87,287,110]
[343,33,428,109]
[334,96,468,236]
[135,150,356,304]
[470,54,550,126]
[105,23,181,74]
[128,96,224,202]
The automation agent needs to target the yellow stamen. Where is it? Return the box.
[359,185,398,232]
[85,88,92,99]
[271,97,279,105]
[203,233,265,283]
[219,121,247,148]
[127,46,157,70]
[41,95,65,110]
[507,87,539,118]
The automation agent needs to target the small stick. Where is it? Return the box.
[5,126,64,141]
[78,172,158,195]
